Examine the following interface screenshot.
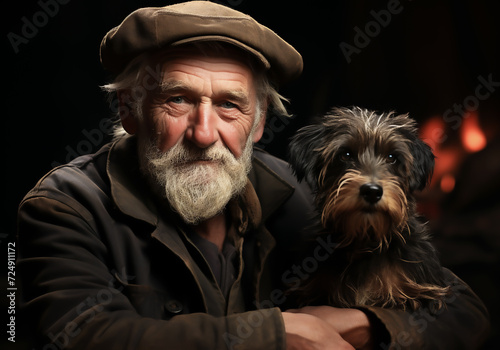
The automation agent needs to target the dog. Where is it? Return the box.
[287,107,450,311]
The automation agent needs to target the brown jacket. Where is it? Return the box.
[18,135,489,349]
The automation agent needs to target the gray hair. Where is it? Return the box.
[101,42,291,140]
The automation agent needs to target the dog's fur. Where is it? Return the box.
[288,107,450,311]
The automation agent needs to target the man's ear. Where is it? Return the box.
[117,90,138,135]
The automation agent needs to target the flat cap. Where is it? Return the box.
[100,1,303,86]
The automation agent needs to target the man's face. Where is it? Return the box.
[124,51,265,224]
[140,52,264,156]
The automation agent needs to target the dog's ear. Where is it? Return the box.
[288,122,327,187]
[409,138,435,192]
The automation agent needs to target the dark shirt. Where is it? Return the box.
[185,229,238,299]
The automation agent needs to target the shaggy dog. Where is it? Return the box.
[288,107,450,310]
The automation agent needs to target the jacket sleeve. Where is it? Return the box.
[17,195,286,350]
[360,269,490,349]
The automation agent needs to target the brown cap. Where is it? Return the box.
[100,1,303,86]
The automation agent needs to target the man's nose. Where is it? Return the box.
[185,103,219,148]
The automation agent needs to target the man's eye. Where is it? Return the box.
[167,96,185,104]
[220,101,237,109]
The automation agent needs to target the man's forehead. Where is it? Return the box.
[160,76,248,90]
[157,56,255,91]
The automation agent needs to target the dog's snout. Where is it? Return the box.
[360,183,383,204]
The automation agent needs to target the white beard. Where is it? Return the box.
[138,135,254,224]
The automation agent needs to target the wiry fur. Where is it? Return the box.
[288,107,450,311]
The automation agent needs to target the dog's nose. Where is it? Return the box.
[360,183,383,204]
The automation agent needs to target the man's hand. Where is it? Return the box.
[282,311,355,350]
[285,306,373,350]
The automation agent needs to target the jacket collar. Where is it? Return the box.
[248,154,295,222]
[107,135,294,228]
[107,135,158,226]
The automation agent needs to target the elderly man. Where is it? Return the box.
[18,2,489,349]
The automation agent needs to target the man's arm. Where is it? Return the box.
[363,269,490,349]
[17,196,286,350]
[289,269,490,349]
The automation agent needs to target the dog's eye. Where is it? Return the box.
[339,150,354,162]
[386,154,398,164]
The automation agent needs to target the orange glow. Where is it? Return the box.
[419,116,462,188]
[460,111,487,153]
[440,174,456,193]
[432,148,460,185]
[419,115,447,151]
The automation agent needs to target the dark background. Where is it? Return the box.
[3,0,500,348]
